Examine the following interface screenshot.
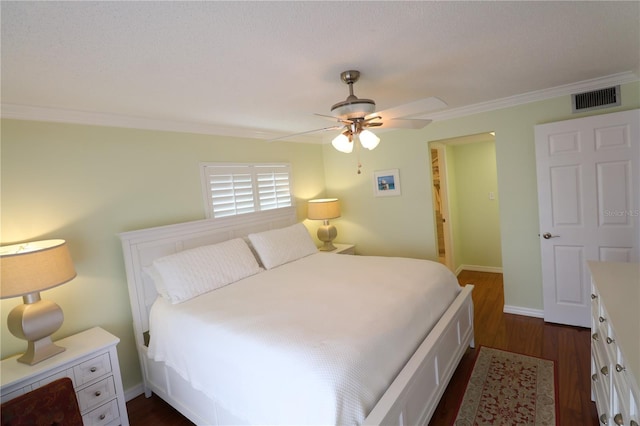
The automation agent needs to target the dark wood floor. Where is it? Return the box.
[126,270,598,425]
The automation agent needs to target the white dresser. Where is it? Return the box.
[1,327,129,426]
[589,261,640,426]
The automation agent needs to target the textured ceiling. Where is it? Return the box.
[2,1,639,142]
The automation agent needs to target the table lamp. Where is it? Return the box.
[0,239,76,365]
[308,198,341,251]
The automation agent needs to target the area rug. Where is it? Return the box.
[453,346,558,426]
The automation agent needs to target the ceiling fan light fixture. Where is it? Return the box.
[359,129,380,150]
[331,133,353,153]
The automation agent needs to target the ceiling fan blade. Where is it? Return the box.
[313,113,354,125]
[267,125,343,142]
[367,118,433,130]
[367,96,447,121]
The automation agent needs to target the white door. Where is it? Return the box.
[535,109,639,327]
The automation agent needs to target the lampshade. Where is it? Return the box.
[331,133,353,153]
[1,240,76,298]
[308,198,341,220]
[0,239,76,365]
[359,129,380,150]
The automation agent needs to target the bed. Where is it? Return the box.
[119,207,474,425]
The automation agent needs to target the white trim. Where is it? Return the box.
[503,305,545,319]
[0,104,319,142]
[2,73,637,138]
[124,383,145,402]
[428,71,638,122]
[457,264,503,274]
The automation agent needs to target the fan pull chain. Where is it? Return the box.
[356,139,362,174]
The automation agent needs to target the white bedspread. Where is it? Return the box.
[148,253,460,425]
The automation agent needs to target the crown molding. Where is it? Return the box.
[0,104,297,141]
[427,71,638,122]
[2,72,637,138]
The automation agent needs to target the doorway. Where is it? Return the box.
[429,132,502,275]
[430,145,450,268]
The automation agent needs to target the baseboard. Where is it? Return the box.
[456,264,503,275]
[452,264,542,319]
[125,383,145,402]
[503,305,544,319]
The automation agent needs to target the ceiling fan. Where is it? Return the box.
[270,70,447,155]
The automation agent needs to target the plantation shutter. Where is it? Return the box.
[255,165,292,211]
[201,163,292,219]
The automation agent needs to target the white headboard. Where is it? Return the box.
[118,207,297,348]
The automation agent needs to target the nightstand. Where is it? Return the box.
[325,243,355,255]
[1,327,129,426]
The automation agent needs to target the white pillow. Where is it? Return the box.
[248,223,318,270]
[145,238,262,304]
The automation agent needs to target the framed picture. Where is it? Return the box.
[373,169,401,197]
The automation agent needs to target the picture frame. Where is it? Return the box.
[373,169,401,197]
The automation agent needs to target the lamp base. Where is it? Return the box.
[7,293,65,365]
[317,222,338,251]
[318,241,337,252]
[18,337,65,365]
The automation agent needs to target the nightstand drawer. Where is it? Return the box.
[77,376,116,412]
[38,368,75,388]
[0,327,129,426]
[82,398,120,426]
[74,352,112,386]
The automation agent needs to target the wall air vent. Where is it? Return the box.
[571,85,620,113]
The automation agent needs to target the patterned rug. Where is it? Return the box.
[453,346,558,426]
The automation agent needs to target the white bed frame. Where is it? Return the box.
[119,207,474,425]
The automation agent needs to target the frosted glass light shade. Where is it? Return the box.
[359,129,380,150]
[331,133,353,153]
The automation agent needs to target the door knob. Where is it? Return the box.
[542,232,560,239]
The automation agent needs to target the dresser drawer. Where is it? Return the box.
[73,353,112,386]
[82,398,120,426]
[77,376,116,412]
[592,351,610,411]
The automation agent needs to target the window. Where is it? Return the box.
[200,163,293,219]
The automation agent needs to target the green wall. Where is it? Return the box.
[448,139,502,270]
[1,80,638,396]
[0,120,325,392]
[323,81,639,313]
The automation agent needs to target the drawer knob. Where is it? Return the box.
[600,414,608,424]
[591,293,598,299]
[615,364,625,373]
[606,337,615,344]
[601,366,609,376]
[99,414,106,420]
[591,373,598,382]
[94,390,102,397]
[614,414,624,425]
[592,333,599,341]
[599,316,606,323]
[90,367,97,373]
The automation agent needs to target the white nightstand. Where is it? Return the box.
[324,243,355,255]
[1,327,129,426]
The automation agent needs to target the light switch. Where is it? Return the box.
[489,192,495,200]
